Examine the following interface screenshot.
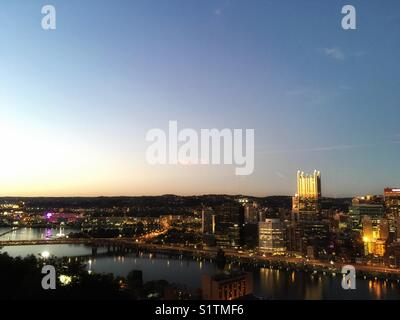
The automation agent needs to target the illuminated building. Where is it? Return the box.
[384,188,400,234]
[296,170,321,198]
[362,216,373,241]
[202,271,253,300]
[292,170,321,214]
[349,196,384,230]
[258,219,286,253]
[386,242,400,268]
[213,204,244,248]
[290,170,327,255]
[362,216,388,256]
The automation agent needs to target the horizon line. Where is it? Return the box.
[0,193,362,199]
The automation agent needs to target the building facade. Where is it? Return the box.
[213,204,244,248]
[258,219,286,254]
[202,272,253,300]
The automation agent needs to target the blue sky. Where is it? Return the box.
[1,0,400,197]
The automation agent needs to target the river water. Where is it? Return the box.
[1,227,399,299]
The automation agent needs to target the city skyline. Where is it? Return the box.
[2,0,400,197]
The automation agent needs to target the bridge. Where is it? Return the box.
[1,238,400,277]
[0,227,20,238]
[0,238,214,258]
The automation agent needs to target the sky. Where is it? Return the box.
[1,0,400,197]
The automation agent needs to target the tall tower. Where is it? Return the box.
[290,170,323,255]
[296,170,321,198]
[292,170,321,213]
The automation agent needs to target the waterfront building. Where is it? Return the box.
[202,271,253,300]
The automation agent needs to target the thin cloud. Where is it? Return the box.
[275,171,286,179]
[260,141,400,155]
[322,47,345,61]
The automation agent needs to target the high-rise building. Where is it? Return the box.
[213,204,244,248]
[384,188,400,215]
[296,170,321,198]
[362,216,373,241]
[290,170,324,255]
[300,217,330,257]
[201,207,215,234]
[379,218,389,241]
[244,202,259,224]
[396,216,400,241]
[242,201,260,249]
[258,219,286,254]
[362,215,388,257]
[384,188,400,234]
[349,195,384,230]
[292,170,321,213]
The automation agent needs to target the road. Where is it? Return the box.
[1,238,400,276]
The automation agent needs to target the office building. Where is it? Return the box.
[213,203,244,248]
[384,188,400,234]
[201,207,215,235]
[292,170,321,214]
[258,219,286,254]
[349,195,385,230]
[362,215,388,257]
[244,201,259,224]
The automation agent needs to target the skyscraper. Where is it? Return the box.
[213,203,244,248]
[201,207,215,235]
[384,188,400,235]
[296,170,321,198]
[290,170,324,255]
[259,219,286,254]
[244,201,259,224]
[292,170,321,213]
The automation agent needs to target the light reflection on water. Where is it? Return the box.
[1,228,400,299]
[0,227,76,241]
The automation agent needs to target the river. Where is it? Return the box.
[1,227,399,299]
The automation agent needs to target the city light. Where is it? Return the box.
[59,275,72,286]
[41,251,50,259]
